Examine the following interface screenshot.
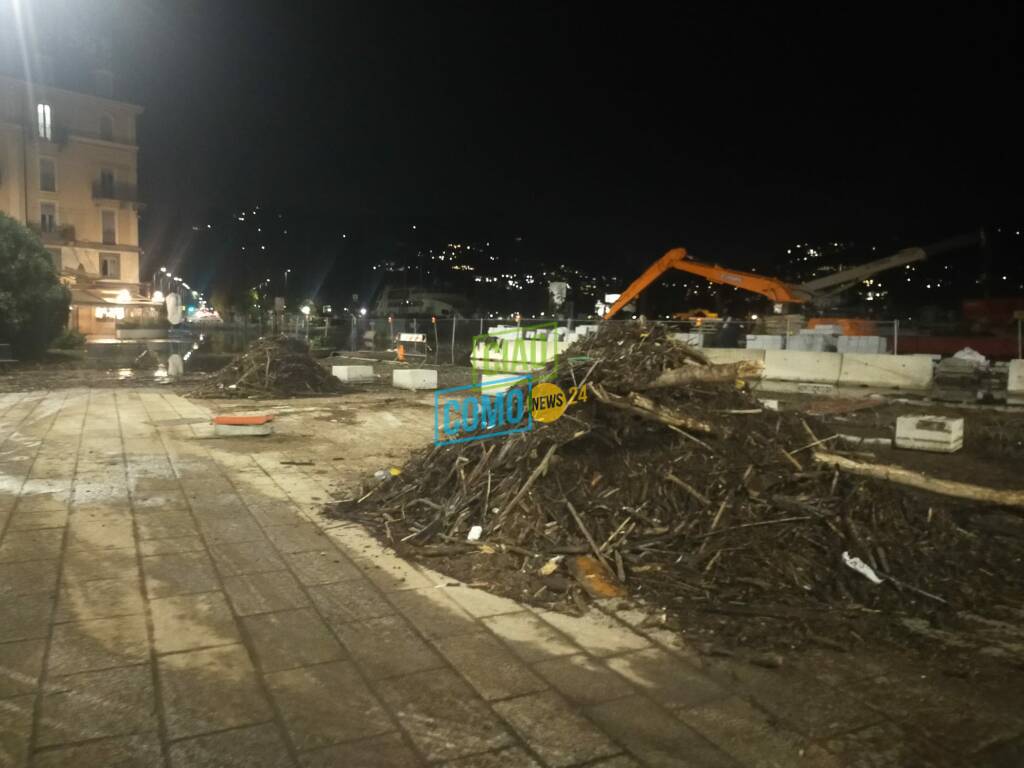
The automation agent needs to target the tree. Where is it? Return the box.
[0,213,72,358]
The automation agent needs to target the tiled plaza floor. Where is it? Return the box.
[2,389,1011,767]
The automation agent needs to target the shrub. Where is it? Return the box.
[0,213,71,358]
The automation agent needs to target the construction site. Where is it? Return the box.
[2,293,1024,767]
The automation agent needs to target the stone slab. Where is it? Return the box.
[838,353,934,389]
[392,369,438,390]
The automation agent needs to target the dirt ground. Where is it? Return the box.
[4,354,1024,764]
[790,395,1024,490]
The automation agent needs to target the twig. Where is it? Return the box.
[691,515,812,541]
[566,499,610,568]
[666,473,710,505]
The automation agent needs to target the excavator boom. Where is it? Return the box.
[601,232,981,320]
[602,247,809,320]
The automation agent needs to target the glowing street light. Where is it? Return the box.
[300,304,311,316]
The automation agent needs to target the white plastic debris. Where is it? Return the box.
[538,555,564,576]
[842,551,883,585]
[952,346,988,366]
[466,525,483,542]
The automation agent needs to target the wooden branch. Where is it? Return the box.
[590,384,715,434]
[813,451,1024,510]
[666,473,710,505]
[644,360,764,389]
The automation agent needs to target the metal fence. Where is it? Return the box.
[191,314,1024,362]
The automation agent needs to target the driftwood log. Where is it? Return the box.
[590,384,715,434]
[645,360,764,389]
[813,450,1024,510]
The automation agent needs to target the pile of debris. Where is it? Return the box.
[192,336,344,398]
[330,324,1024,650]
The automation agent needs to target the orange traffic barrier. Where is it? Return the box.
[212,414,274,426]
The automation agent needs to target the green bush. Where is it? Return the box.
[0,213,71,358]
[51,328,86,349]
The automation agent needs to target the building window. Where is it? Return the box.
[99,252,121,279]
[101,210,116,244]
[100,115,114,140]
[40,202,57,233]
[39,158,55,192]
[95,305,124,320]
[99,168,114,197]
[37,104,52,140]
[46,247,61,271]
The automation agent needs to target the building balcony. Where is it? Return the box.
[92,181,139,203]
[28,222,76,243]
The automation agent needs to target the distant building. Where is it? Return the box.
[0,68,152,337]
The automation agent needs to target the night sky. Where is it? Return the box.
[10,1,1024,299]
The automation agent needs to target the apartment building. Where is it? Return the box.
[0,71,154,337]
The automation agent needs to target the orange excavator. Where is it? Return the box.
[602,233,982,320]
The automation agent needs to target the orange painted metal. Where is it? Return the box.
[212,414,274,426]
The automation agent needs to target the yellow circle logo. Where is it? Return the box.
[530,382,569,423]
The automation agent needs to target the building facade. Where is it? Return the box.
[0,73,153,337]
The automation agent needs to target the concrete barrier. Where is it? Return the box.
[703,349,766,366]
[393,369,438,391]
[1009,360,1024,404]
[838,353,933,390]
[1009,360,1024,393]
[331,365,374,382]
[478,372,528,394]
[763,350,842,384]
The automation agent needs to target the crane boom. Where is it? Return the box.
[601,232,982,320]
[602,247,809,320]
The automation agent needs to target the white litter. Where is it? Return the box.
[842,551,883,585]
[538,555,564,576]
[952,346,988,366]
[466,525,483,542]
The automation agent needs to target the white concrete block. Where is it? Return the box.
[763,350,842,384]
[478,373,529,394]
[392,369,438,390]
[703,348,766,365]
[837,336,887,354]
[575,324,599,336]
[331,365,375,382]
[838,354,933,390]
[1009,359,1024,394]
[745,334,785,350]
[785,334,830,352]
[895,415,964,453]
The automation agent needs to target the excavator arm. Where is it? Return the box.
[602,247,810,320]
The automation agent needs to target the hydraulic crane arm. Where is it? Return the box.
[796,232,983,298]
[602,232,983,320]
[602,247,810,320]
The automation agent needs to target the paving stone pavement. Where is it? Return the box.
[0,389,888,767]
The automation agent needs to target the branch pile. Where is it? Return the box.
[330,324,1024,649]
[191,336,344,398]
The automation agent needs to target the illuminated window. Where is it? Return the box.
[37,104,52,140]
[94,306,125,320]
[39,158,55,192]
[40,202,56,233]
[102,210,116,244]
[99,253,120,279]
